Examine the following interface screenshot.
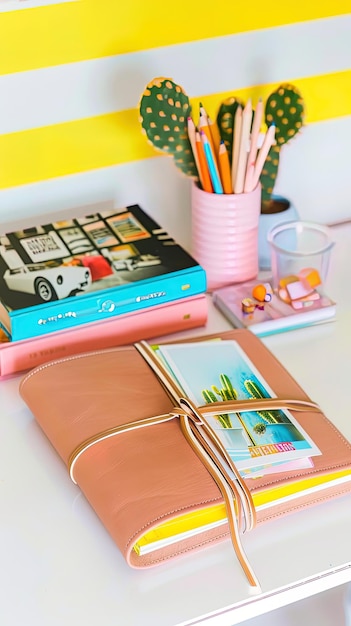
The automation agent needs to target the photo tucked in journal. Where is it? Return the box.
[155,339,321,475]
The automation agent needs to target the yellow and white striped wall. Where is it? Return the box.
[0,1,350,248]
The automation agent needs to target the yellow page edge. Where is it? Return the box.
[134,469,351,555]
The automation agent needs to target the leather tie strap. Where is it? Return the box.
[68,412,176,483]
[67,339,322,588]
[171,396,320,589]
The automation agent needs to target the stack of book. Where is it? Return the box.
[0,203,207,377]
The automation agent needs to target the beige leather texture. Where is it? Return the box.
[19,329,351,574]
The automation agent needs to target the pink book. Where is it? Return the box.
[0,294,208,378]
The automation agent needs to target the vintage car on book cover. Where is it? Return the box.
[0,204,206,341]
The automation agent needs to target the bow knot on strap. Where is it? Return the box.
[169,396,321,588]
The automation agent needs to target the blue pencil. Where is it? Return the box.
[200,131,223,194]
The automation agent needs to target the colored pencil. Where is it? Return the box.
[244,98,263,191]
[231,104,243,193]
[243,161,255,193]
[251,123,276,190]
[208,116,221,156]
[218,141,232,194]
[234,99,252,194]
[201,131,223,194]
[198,101,208,125]
[199,109,217,162]
[195,131,213,193]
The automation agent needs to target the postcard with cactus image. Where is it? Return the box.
[156,340,321,471]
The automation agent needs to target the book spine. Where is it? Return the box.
[11,266,207,341]
[0,295,208,378]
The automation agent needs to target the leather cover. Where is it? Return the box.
[19,329,351,570]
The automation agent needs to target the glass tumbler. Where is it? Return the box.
[267,220,335,294]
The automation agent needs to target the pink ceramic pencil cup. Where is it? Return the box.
[191,183,261,291]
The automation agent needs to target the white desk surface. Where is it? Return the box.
[1,223,351,626]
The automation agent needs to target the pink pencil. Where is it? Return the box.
[251,124,276,190]
[244,98,263,192]
[234,99,252,194]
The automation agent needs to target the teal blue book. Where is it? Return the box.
[0,204,206,341]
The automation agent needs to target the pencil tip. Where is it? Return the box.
[200,130,208,142]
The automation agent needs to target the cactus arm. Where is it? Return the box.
[260,143,281,204]
[202,388,218,403]
[139,77,198,179]
[243,379,285,424]
[217,413,233,428]
[220,373,238,400]
[265,83,304,145]
[211,386,227,401]
[201,372,244,429]
[201,386,233,428]
[261,83,304,203]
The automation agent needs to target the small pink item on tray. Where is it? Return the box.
[291,291,321,309]
[285,279,315,301]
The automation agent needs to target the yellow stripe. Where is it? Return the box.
[0,70,350,189]
[0,0,350,74]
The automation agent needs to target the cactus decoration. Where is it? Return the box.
[261,83,305,206]
[139,77,305,209]
[139,77,198,179]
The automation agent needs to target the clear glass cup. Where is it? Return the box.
[267,221,335,294]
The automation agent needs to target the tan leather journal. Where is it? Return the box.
[19,329,351,587]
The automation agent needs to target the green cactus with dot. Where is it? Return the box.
[139,77,198,180]
[216,97,244,160]
[261,83,305,206]
[139,77,305,203]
